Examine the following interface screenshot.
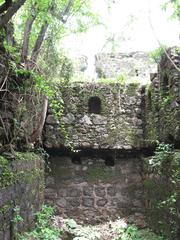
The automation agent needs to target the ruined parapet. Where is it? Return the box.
[95,52,156,81]
[145,47,180,147]
[44,82,145,150]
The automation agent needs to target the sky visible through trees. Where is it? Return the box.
[61,0,179,78]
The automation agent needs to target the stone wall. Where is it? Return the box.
[143,47,180,239]
[45,150,145,226]
[0,90,44,149]
[0,152,44,239]
[143,150,180,240]
[95,52,156,81]
[145,47,180,147]
[44,83,144,150]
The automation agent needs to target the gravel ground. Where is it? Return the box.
[53,216,128,240]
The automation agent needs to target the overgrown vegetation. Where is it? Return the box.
[0,0,100,151]
[149,46,166,63]
[19,209,165,240]
[0,1,179,240]
[144,143,180,240]
[115,225,165,240]
[46,214,166,240]
[18,205,62,240]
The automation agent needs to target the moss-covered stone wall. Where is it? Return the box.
[95,52,156,81]
[145,47,180,147]
[45,151,145,226]
[44,82,144,150]
[0,152,44,239]
[143,150,180,240]
[143,47,180,239]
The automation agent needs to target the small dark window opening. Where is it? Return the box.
[88,96,101,114]
[105,156,115,166]
[135,69,139,76]
[167,134,174,144]
[71,155,81,165]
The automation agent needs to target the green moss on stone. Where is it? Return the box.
[0,156,14,188]
[15,152,39,161]
[0,152,43,189]
[85,166,118,182]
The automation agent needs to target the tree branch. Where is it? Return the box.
[30,21,49,67]
[0,0,26,28]
[21,14,36,63]
[30,0,75,66]
[0,0,12,15]
[29,96,48,144]
[59,0,74,23]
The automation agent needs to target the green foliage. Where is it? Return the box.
[146,143,180,239]
[160,95,172,108]
[33,72,64,119]
[149,46,166,63]
[98,74,126,84]
[65,218,101,240]
[0,152,43,189]
[117,74,126,84]
[13,0,100,72]
[40,45,74,83]
[148,143,173,169]
[12,206,24,238]
[3,40,21,66]
[115,225,165,240]
[98,78,119,84]
[33,72,71,146]
[59,218,165,240]
[162,0,180,20]
[0,156,14,188]
[18,205,62,240]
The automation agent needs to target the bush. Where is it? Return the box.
[18,205,62,240]
[145,143,180,240]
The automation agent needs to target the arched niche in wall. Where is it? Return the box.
[88,96,101,114]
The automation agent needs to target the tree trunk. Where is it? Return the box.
[30,22,49,67]
[59,0,74,23]
[5,22,15,46]
[29,96,48,144]
[0,0,26,28]
[0,0,12,14]
[21,15,36,63]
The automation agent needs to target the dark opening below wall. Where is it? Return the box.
[71,154,82,164]
[45,146,156,158]
[105,155,115,166]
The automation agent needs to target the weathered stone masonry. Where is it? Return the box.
[0,47,45,239]
[44,82,146,224]
[0,47,179,238]
[0,153,44,239]
[44,48,180,225]
[95,52,156,81]
[44,83,144,150]
[145,47,180,147]
[46,151,144,225]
